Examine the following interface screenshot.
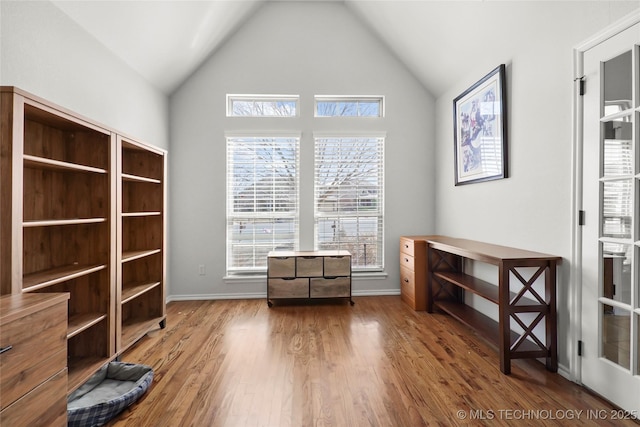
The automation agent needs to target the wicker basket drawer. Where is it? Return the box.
[296,256,323,277]
[323,256,351,276]
[310,277,350,298]
[268,278,309,298]
[268,256,296,278]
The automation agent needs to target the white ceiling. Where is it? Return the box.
[51,0,640,96]
[51,0,266,94]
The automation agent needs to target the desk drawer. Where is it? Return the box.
[400,252,415,271]
[400,265,426,310]
[400,266,416,300]
[0,300,67,410]
[400,237,416,257]
[268,278,309,298]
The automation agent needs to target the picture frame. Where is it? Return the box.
[453,64,507,185]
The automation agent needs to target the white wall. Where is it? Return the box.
[169,1,435,299]
[6,0,637,379]
[433,2,639,373]
[0,0,169,149]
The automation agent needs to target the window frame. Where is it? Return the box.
[225,132,301,274]
[313,132,386,272]
[314,95,385,118]
[226,94,300,118]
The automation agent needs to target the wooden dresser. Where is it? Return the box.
[0,293,69,426]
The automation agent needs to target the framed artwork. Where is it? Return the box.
[453,64,507,185]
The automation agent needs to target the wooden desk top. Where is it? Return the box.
[426,236,562,265]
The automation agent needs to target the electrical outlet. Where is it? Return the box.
[198,264,206,276]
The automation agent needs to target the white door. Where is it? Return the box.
[581,19,640,413]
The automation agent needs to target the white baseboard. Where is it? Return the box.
[556,364,575,383]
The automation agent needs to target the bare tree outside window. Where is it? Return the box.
[227,95,298,117]
[315,96,383,117]
[315,137,384,270]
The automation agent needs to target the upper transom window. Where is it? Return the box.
[315,96,384,117]
[227,94,299,117]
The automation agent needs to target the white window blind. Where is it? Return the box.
[314,135,384,270]
[226,136,299,273]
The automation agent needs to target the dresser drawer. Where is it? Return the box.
[268,278,309,298]
[0,299,67,410]
[0,368,67,427]
[268,256,296,278]
[323,256,351,276]
[296,256,323,277]
[310,277,350,298]
[400,252,415,271]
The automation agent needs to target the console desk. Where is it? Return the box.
[425,236,561,374]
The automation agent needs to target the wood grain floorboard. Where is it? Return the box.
[106,297,638,426]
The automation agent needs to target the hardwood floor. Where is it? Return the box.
[107,297,636,426]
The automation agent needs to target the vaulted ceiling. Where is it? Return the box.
[50,0,640,97]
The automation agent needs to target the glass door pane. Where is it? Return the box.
[602,302,631,369]
[603,50,632,112]
[601,242,633,305]
[598,49,636,370]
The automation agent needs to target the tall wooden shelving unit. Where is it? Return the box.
[117,136,166,353]
[0,86,166,394]
[0,87,116,392]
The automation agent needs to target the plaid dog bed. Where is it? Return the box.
[68,362,154,427]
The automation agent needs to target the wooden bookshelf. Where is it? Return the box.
[117,136,166,354]
[1,87,116,393]
[1,86,167,396]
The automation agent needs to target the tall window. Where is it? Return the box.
[314,135,385,270]
[226,136,300,273]
[226,94,385,276]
